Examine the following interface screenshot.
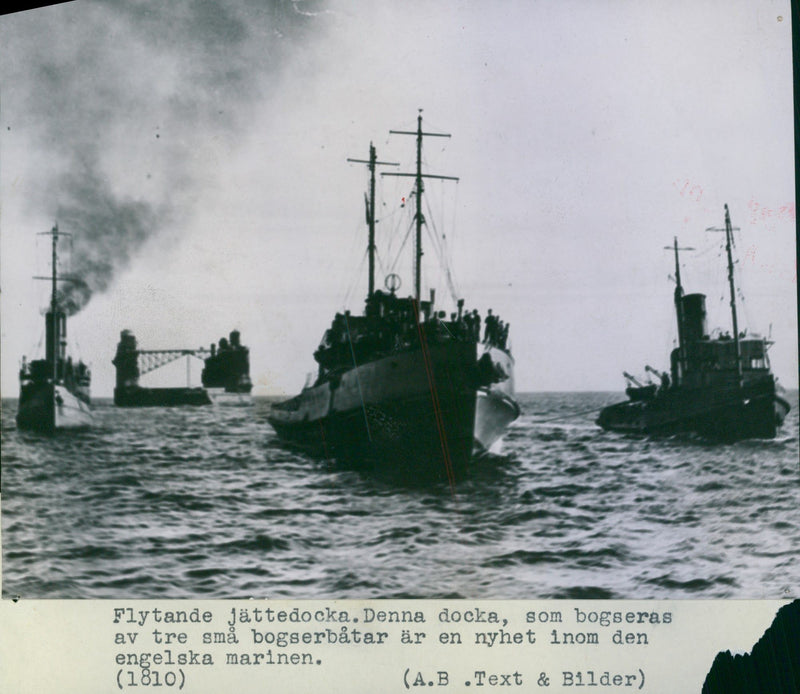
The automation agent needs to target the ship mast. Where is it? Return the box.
[50,224,59,382]
[34,223,75,384]
[666,237,694,377]
[35,224,65,383]
[723,204,743,384]
[384,111,458,302]
[347,144,398,299]
[706,204,743,385]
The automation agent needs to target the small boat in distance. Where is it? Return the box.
[597,205,790,439]
[268,114,520,481]
[17,224,92,432]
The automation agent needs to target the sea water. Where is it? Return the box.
[2,392,798,599]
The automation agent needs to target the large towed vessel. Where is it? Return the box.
[17,224,92,432]
[113,329,252,406]
[268,114,520,481]
[597,205,790,439]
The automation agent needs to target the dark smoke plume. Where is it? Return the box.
[6,0,328,315]
[55,162,160,315]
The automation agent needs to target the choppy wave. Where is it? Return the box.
[2,391,798,599]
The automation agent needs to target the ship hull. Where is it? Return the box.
[114,386,212,407]
[597,377,790,440]
[474,388,521,455]
[16,383,92,432]
[269,342,516,480]
[473,346,520,454]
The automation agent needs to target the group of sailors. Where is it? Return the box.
[436,308,510,350]
[481,309,510,350]
[314,291,511,372]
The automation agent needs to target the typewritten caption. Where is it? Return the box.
[110,602,675,691]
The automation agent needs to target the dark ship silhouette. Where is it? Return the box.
[113,329,252,406]
[597,205,790,439]
[113,330,211,406]
[17,224,92,432]
[268,114,520,481]
[201,330,253,394]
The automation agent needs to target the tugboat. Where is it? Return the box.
[597,205,791,439]
[16,224,92,432]
[268,114,520,481]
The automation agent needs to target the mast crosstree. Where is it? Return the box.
[706,203,743,385]
[347,144,398,300]
[384,111,459,302]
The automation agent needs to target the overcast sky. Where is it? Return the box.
[1,0,796,397]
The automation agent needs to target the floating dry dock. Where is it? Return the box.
[113,329,251,406]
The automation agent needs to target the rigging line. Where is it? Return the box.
[374,182,395,280]
[375,177,404,223]
[30,327,45,356]
[442,184,461,300]
[342,248,369,308]
[387,199,409,262]
[389,220,416,274]
[448,181,460,286]
[337,208,371,293]
[692,237,721,258]
[424,223,459,305]
[420,194,446,270]
[424,194,460,302]
[375,247,387,280]
[531,402,620,425]
[336,220,369,304]
[385,182,414,260]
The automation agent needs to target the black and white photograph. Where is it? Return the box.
[2,0,797,606]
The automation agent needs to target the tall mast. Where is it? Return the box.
[35,223,72,382]
[385,111,458,302]
[706,204,743,384]
[347,144,398,300]
[51,224,59,382]
[665,237,694,375]
[413,116,423,302]
[672,237,685,363]
[51,224,59,314]
[723,204,743,383]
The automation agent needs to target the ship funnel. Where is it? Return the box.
[45,310,67,364]
[681,293,707,342]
